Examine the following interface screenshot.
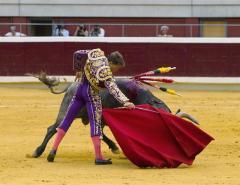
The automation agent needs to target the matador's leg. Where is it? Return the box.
[86,85,112,165]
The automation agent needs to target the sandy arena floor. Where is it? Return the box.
[0,83,240,185]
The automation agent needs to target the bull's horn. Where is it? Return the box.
[175,109,199,125]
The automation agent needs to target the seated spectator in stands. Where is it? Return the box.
[89,25,105,37]
[54,25,69,36]
[158,25,173,37]
[73,24,88,36]
[5,25,26,37]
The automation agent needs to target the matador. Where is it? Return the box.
[47,48,135,165]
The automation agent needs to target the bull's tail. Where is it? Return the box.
[175,109,199,125]
[25,72,70,94]
[49,85,71,94]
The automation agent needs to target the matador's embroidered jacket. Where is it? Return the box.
[73,48,129,105]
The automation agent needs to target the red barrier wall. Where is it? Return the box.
[0,41,240,77]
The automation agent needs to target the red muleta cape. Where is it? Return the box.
[102,104,214,168]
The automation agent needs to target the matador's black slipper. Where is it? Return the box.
[95,158,112,165]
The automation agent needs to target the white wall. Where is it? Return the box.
[0,0,240,17]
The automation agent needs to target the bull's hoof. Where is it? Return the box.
[47,150,56,162]
[31,146,45,158]
[31,151,40,158]
[111,148,120,154]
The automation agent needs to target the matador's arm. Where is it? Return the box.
[95,64,129,105]
[104,78,129,105]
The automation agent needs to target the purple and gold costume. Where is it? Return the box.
[58,48,129,138]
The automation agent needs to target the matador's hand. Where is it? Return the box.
[123,101,135,109]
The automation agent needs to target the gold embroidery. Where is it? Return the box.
[96,66,113,81]
[89,87,102,137]
[104,79,129,104]
[84,50,111,90]
[88,48,105,61]
[84,48,129,106]
[92,60,102,67]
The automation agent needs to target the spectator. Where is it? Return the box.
[5,25,26,37]
[89,25,105,37]
[73,24,88,36]
[158,25,173,37]
[54,25,69,37]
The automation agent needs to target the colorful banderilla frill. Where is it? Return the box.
[132,67,180,96]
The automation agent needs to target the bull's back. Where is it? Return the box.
[55,79,171,124]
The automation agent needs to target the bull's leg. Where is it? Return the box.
[32,123,58,158]
[102,133,120,154]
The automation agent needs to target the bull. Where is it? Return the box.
[30,74,198,158]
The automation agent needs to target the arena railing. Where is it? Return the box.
[0,23,240,37]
